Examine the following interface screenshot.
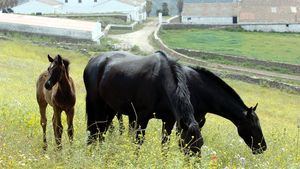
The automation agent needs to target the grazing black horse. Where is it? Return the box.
[184,67,267,154]
[83,51,202,153]
[160,66,267,154]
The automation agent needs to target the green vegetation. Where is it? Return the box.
[0,37,300,168]
[160,29,300,64]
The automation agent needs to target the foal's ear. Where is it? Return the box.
[57,54,63,64]
[253,103,258,111]
[63,59,70,69]
[48,54,54,62]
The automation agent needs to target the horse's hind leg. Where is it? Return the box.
[52,107,63,150]
[135,118,150,145]
[38,102,47,150]
[66,107,74,144]
[128,115,136,134]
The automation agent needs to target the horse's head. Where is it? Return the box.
[237,103,267,154]
[45,54,69,90]
[179,121,203,155]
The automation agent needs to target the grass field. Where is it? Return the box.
[160,29,300,65]
[0,38,300,168]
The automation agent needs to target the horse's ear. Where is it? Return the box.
[245,109,250,117]
[253,103,258,111]
[48,55,54,62]
[245,107,253,118]
[57,55,63,64]
[63,59,70,69]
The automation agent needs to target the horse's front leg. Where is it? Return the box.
[38,102,48,150]
[52,107,63,150]
[66,107,75,144]
[161,118,176,145]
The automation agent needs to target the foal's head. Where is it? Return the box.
[237,103,267,154]
[45,54,70,90]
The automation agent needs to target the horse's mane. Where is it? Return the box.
[62,59,70,75]
[156,51,195,127]
[191,67,247,108]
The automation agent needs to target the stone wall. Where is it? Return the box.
[241,24,300,33]
[174,48,300,74]
[161,23,239,29]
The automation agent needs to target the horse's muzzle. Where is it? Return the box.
[252,145,267,154]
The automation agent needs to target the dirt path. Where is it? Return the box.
[109,19,158,53]
[110,20,300,85]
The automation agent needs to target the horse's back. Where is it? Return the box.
[84,51,164,113]
[36,71,49,105]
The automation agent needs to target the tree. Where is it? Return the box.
[177,0,183,14]
[0,0,18,9]
[146,0,152,17]
[161,2,169,16]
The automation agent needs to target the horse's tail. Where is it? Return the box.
[157,52,201,153]
[83,55,109,144]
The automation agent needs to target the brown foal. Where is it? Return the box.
[36,54,76,150]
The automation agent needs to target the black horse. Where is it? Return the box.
[83,51,202,153]
[107,57,267,155]
[161,66,267,154]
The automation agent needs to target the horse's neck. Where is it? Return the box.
[211,101,246,127]
[57,72,74,97]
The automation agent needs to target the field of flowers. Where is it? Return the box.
[0,38,299,168]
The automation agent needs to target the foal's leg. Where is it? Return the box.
[66,107,75,144]
[38,102,48,150]
[52,107,63,149]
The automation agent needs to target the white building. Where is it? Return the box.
[181,2,239,25]
[239,0,300,32]
[0,13,103,42]
[12,0,147,22]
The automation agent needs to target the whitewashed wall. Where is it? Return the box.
[13,1,62,14]
[0,22,102,41]
[241,24,300,33]
[182,16,234,25]
[13,0,146,22]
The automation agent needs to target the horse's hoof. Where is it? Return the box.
[56,145,62,151]
[42,144,48,151]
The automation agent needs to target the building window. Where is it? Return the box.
[78,0,82,3]
[271,7,277,13]
[65,0,68,3]
[233,16,238,24]
[187,17,191,21]
[291,7,297,13]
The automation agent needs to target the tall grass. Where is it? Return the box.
[0,38,299,168]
